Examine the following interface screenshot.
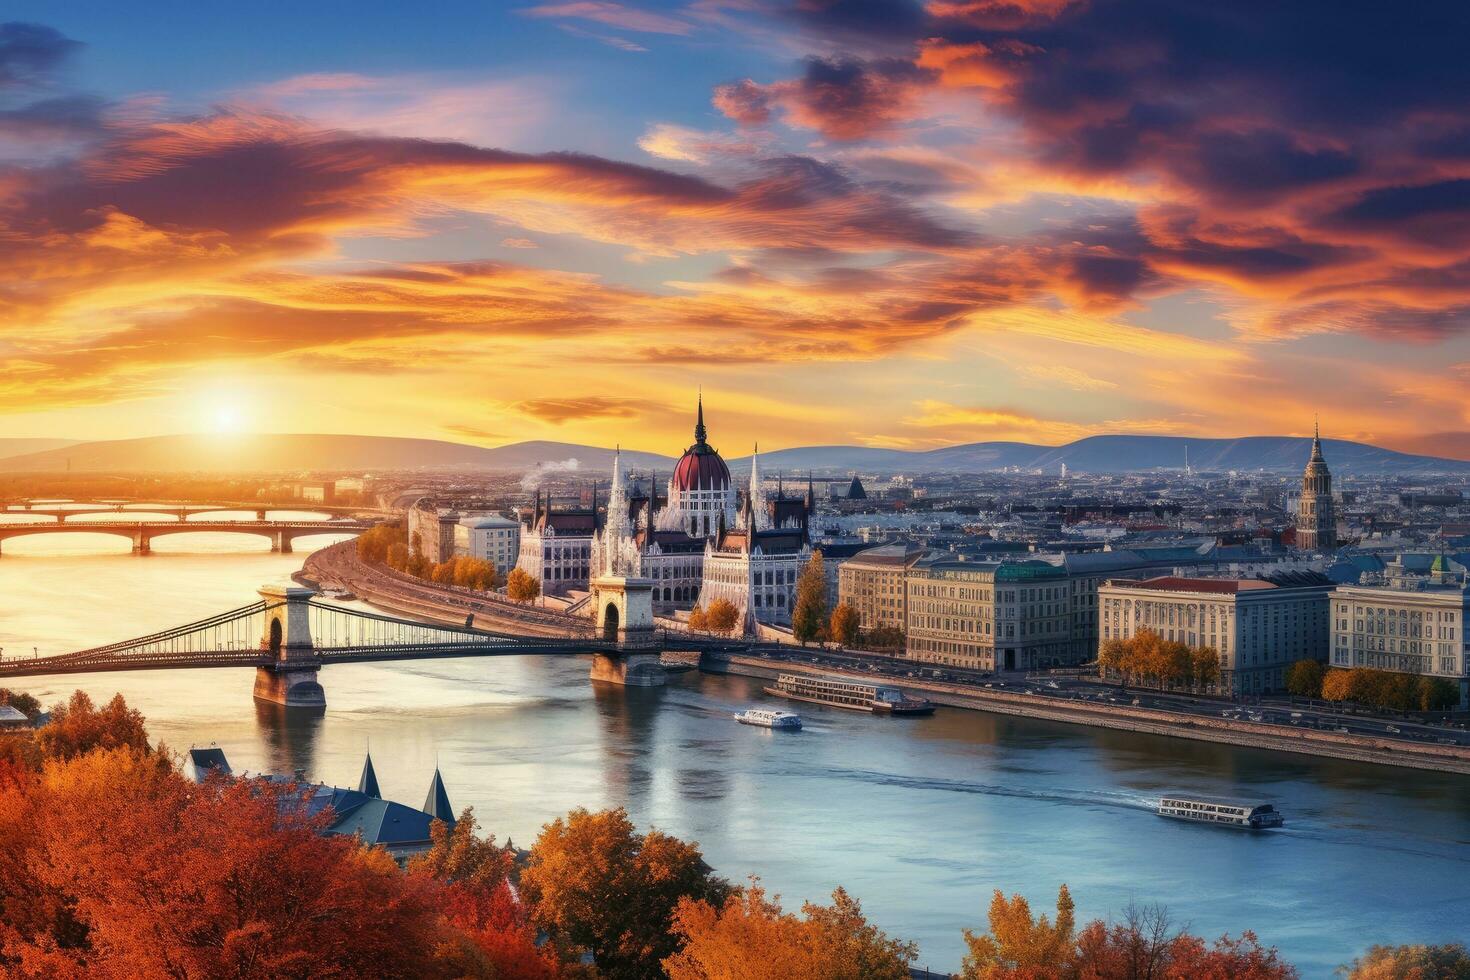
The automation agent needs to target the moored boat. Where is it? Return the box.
[735,708,802,729]
[1157,795,1284,829]
[764,673,935,716]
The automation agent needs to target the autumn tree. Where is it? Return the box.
[35,691,149,762]
[792,550,828,644]
[1190,646,1221,692]
[1415,677,1459,712]
[356,522,406,565]
[507,568,541,603]
[829,603,860,648]
[961,885,1076,978]
[520,807,731,979]
[706,598,740,636]
[1098,638,1128,682]
[1341,942,1470,979]
[687,605,708,632]
[5,745,449,977]
[1074,903,1296,980]
[1285,659,1326,698]
[1321,668,1355,703]
[665,880,915,980]
[410,808,562,980]
[0,689,41,720]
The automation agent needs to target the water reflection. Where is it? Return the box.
[254,699,325,776]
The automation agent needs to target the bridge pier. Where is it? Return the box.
[270,530,294,554]
[132,530,151,555]
[253,585,325,708]
[589,576,664,687]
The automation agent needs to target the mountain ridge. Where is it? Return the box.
[0,432,1465,475]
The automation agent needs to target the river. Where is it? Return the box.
[1,527,1466,977]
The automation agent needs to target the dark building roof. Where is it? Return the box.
[184,747,232,780]
[846,476,867,500]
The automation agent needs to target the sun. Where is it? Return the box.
[211,403,245,434]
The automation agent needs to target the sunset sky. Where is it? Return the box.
[3,1,1469,456]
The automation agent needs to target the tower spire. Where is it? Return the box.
[694,390,707,446]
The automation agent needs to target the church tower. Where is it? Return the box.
[1296,420,1337,551]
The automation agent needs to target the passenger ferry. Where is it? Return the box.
[1157,795,1285,829]
[734,708,802,730]
[765,673,935,716]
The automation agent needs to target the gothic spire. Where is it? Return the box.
[423,767,455,824]
[1310,416,1325,463]
[357,751,381,799]
[694,390,707,445]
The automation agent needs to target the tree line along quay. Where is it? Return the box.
[2,689,1466,979]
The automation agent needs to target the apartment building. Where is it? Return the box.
[837,543,924,633]
[1330,582,1470,706]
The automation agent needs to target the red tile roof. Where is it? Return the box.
[1112,576,1277,594]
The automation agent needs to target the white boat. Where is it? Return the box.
[735,708,802,730]
[1157,795,1284,829]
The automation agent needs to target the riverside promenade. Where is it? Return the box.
[304,542,1470,775]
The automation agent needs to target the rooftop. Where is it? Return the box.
[1109,576,1278,594]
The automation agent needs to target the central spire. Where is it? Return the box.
[694,390,707,446]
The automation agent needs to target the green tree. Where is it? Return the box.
[829,603,860,648]
[792,551,828,644]
[1415,677,1460,712]
[1285,659,1326,698]
[520,807,731,979]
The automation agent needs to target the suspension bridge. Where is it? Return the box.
[0,583,743,706]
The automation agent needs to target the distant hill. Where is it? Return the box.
[0,434,672,474]
[0,438,79,460]
[738,435,1470,475]
[0,432,1465,475]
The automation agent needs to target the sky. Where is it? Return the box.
[2,0,1470,457]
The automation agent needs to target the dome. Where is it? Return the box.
[673,447,730,491]
[671,395,731,492]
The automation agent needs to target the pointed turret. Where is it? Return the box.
[357,751,381,799]
[747,443,771,531]
[423,767,455,824]
[694,390,708,445]
[806,470,815,511]
[1310,416,1325,463]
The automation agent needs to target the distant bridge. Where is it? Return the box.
[1,498,387,519]
[0,586,745,704]
[0,519,374,555]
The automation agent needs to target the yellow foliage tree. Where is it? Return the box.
[829,603,860,648]
[961,885,1077,979]
[1320,668,1355,702]
[666,880,915,980]
[688,605,708,632]
[706,598,740,636]
[506,568,541,604]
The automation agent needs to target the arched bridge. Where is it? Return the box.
[0,519,374,555]
[0,586,746,705]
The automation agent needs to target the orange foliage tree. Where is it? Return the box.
[706,598,740,636]
[519,807,731,979]
[35,691,149,762]
[666,880,915,980]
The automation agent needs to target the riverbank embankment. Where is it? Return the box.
[304,542,1470,775]
[703,654,1470,775]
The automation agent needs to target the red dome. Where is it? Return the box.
[672,447,730,491]
[671,394,730,491]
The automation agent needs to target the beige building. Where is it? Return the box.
[1330,583,1470,706]
[838,544,924,633]
[455,514,521,572]
[1098,574,1332,694]
[407,497,459,565]
[906,560,1073,671]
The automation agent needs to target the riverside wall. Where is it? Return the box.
[704,654,1470,776]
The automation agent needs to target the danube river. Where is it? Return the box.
[2,530,1467,976]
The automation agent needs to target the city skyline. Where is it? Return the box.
[4,3,1470,457]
